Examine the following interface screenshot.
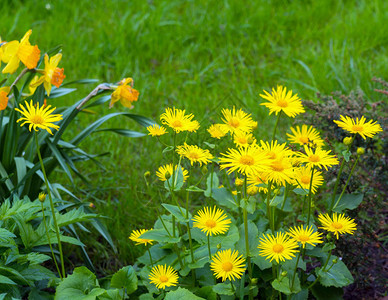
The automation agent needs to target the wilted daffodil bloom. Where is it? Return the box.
[31,53,65,96]
[109,78,139,109]
[2,29,40,74]
[0,87,10,111]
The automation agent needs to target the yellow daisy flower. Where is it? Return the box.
[15,100,63,135]
[160,107,199,133]
[260,85,305,118]
[287,125,324,147]
[318,213,357,239]
[287,225,323,248]
[176,143,213,166]
[297,146,339,171]
[220,107,256,134]
[2,29,40,74]
[293,166,324,194]
[210,249,246,282]
[149,265,179,289]
[109,78,139,109]
[266,157,295,186]
[0,86,10,111]
[156,164,189,182]
[258,231,299,263]
[30,53,65,96]
[233,131,256,148]
[147,124,167,137]
[129,229,154,246]
[260,140,294,160]
[207,124,227,139]
[192,206,231,236]
[219,145,271,176]
[333,115,383,140]
[247,172,269,193]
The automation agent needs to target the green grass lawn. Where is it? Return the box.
[2,0,388,268]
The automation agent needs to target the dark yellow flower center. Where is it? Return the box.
[222,262,233,272]
[272,244,284,253]
[276,99,288,108]
[239,155,254,165]
[31,115,44,125]
[298,234,310,242]
[238,137,247,144]
[205,219,217,228]
[299,136,309,144]
[159,275,168,283]
[331,222,343,229]
[352,125,363,132]
[172,120,183,128]
[309,154,320,162]
[271,161,284,172]
[300,175,310,185]
[228,117,240,128]
[188,151,200,159]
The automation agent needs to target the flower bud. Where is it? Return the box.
[251,121,258,130]
[89,202,95,208]
[247,186,259,196]
[281,271,287,277]
[216,243,222,249]
[251,278,258,284]
[38,193,46,203]
[144,171,151,178]
[235,178,244,187]
[357,147,365,156]
[332,258,338,264]
[273,188,280,195]
[201,166,208,175]
[247,136,255,144]
[343,137,352,146]
[326,233,332,241]
[165,171,171,180]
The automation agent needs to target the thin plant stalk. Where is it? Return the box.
[290,247,302,291]
[280,183,289,211]
[243,175,253,300]
[306,167,315,227]
[271,111,282,141]
[266,181,274,234]
[185,167,195,263]
[333,155,360,210]
[40,200,62,279]
[35,132,65,279]
[207,235,212,260]
[147,245,154,266]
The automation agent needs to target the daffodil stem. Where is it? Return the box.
[76,83,111,110]
[330,136,354,211]
[332,155,360,210]
[147,245,154,266]
[0,111,4,141]
[306,167,315,227]
[271,111,281,141]
[35,132,65,279]
[290,248,302,291]
[41,201,62,280]
[266,181,274,234]
[207,235,212,260]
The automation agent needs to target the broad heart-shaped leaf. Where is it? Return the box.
[317,258,354,288]
[211,187,239,212]
[97,289,121,300]
[235,220,259,256]
[164,165,185,192]
[212,282,234,295]
[110,266,137,295]
[162,204,191,223]
[165,287,205,299]
[139,228,180,244]
[252,255,272,270]
[55,266,102,300]
[290,289,308,300]
[196,286,217,300]
[342,150,351,162]
[332,193,364,212]
[311,282,343,300]
[272,275,301,295]
[204,172,219,197]
[240,197,256,214]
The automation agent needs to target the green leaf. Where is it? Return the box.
[342,150,351,162]
[196,286,217,300]
[61,79,99,87]
[317,259,354,288]
[164,166,185,192]
[204,173,219,197]
[97,289,122,300]
[162,204,190,223]
[332,193,364,212]
[94,128,146,138]
[139,228,180,244]
[240,198,256,214]
[311,283,343,300]
[272,275,301,295]
[212,282,234,295]
[186,186,205,192]
[162,146,174,153]
[48,88,77,98]
[236,220,259,256]
[110,266,138,295]
[211,187,238,211]
[252,255,272,270]
[55,266,101,300]
[0,275,17,285]
[293,188,309,196]
[290,289,308,300]
[165,287,205,299]
[55,208,97,227]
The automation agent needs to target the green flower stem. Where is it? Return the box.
[266,181,274,234]
[271,111,282,141]
[147,245,154,266]
[306,167,315,227]
[302,195,307,218]
[308,250,332,290]
[280,183,289,211]
[172,216,176,237]
[158,212,171,237]
[207,235,212,260]
[209,161,215,198]
[40,201,62,280]
[184,166,195,263]
[332,155,360,210]
[329,136,355,211]
[243,175,253,300]
[172,132,177,190]
[290,248,302,291]
[35,132,65,279]
[230,281,236,298]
